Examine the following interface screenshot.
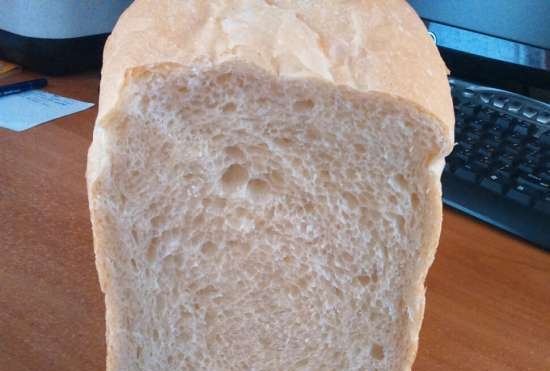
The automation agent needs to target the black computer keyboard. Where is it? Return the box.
[444,78,550,251]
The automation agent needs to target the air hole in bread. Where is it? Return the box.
[391,174,408,190]
[247,143,270,156]
[152,329,160,341]
[205,309,216,324]
[173,162,184,173]
[155,295,166,313]
[295,358,309,368]
[283,255,294,264]
[274,137,293,148]
[141,96,150,111]
[145,238,159,262]
[216,73,232,85]
[342,192,359,209]
[180,308,192,320]
[221,164,248,193]
[305,127,321,141]
[411,192,420,209]
[198,285,217,300]
[222,102,237,113]
[212,134,225,143]
[247,178,271,203]
[130,258,138,271]
[396,215,406,232]
[371,343,385,360]
[319,170,331,182]
[163,254,182,269]
[341,251,354,263]
[353,143,367,153]
[293,99,315,112]
[192,213,205,228]
[201,241,217,256]
[150,215,165,228]
[355,275,371,286]
[267,170,285,189]
[224,146,245,161]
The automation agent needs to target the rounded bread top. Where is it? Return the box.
[98,0,454,136]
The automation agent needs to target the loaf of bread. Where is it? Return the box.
[87,1,454,370]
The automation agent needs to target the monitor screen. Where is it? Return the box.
[408,0,550,90]
[408,0,550,50]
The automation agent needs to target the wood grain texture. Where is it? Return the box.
[1,72,549,371]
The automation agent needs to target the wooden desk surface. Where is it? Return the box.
[1,72,549,371]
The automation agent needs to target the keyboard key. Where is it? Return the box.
[479,94,491,103]
[526,142,542,153]
[481,174,508,194]
[534,194,550,215]
[518,161,537,174]
[455,116,466,127]
[523,107,538,119]
[502,143,522,155]
[495,117,512,130]
[472,156,493,172]
[498,153,517,166]
[469,120,485,130]
[447,158,466,173]
[468,126,485,135]
[517,176,550,193]
[540,131,550,147]
[540,169,550,183]
[478,144,498,157]
[525,153,543,165]
[462,89,475,99]
[485,129,506,144]
[460,103,476,117]
[513,122,535,136]
[453,148,474,162]
[459,140,475,151]
[506,186,533,206]
[464,131,482,143]
[493,165,514,180]
[508,101,522,113]
[493,98,506,108]
[475,110,492,122]
[454,165,479,183]
[537,113,550,125]
[487,133,505,144]
[509,132,527,144]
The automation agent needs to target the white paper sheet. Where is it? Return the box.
[0,90,94,132]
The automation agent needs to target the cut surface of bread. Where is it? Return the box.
[87,1,454,371]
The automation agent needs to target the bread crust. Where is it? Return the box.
[94,0,453,135]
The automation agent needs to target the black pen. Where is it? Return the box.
[0,78,48,98]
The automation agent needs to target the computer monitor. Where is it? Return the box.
[408,1,550,93]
